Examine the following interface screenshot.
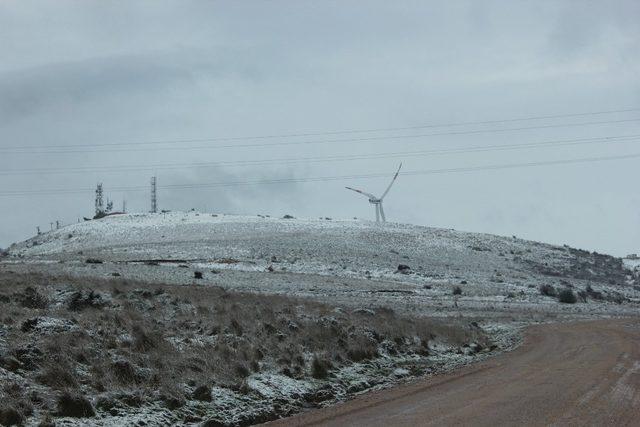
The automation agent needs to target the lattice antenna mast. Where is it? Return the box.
[95,183,104,216]
[151,176,157,213]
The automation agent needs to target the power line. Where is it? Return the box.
[1,133,640,177]
[1,151,639,197]
[2,107,639,151]
[2,116,640,155]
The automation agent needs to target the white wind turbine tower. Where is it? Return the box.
[345,163,402,223]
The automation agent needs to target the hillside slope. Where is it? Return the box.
[5,213,638,316]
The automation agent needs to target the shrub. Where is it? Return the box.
[37,364,79,390]
[68,290,107,311]
[557,289,577,304]
[110,360,140,384]
[131,325,162,352]
[0,407,23,426]
[311,355,331,379]
[20,287,48,309]
[347,343,378,362]
[56,392,95,418]
[452,286,462,296]
[539,284,557,297]
[585,284,603,300]
[192,385,212,402]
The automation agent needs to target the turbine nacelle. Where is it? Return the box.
[345,163,402,223]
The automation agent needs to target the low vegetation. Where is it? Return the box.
[557,288,577,304]
[539,284,557,297]
[0,272,489,425]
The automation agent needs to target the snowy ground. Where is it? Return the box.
[5,212,639,319]
[1,212,639,426]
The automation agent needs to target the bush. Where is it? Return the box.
[311,355,331,379]
[557,289,577,304]
[0,407,23,426]
[539,284,557,297]
[585,284,603,300]
[37,364,79,390]
[192,385,212,402]
[20,287,48,309]
[347,345,378,362]
[452,286,462,296]
[68,290,107,311]
[56,392,95,418]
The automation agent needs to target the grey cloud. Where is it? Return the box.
[0,1,639,256]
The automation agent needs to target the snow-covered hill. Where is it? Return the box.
[4,212,639,317]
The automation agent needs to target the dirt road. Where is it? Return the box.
[271,319,640,427]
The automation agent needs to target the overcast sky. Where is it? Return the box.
[1,1,639,256]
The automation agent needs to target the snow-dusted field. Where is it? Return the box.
[5,212,639,319]
[1,213,639,426]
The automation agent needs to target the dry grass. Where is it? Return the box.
[0,271,488,423]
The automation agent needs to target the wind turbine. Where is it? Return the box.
[345,163,402,223]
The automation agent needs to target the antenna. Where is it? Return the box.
[345,163,402,223]
[95,183,104,216]
[151,176,157,213]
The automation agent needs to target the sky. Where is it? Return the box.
[0,0,639,256]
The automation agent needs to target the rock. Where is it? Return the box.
[85,258,103,264]
[282,214,295,219]
[393,368,410,377]
[192,385,212,402]
[194,271,204,279]
[56,393,96,418]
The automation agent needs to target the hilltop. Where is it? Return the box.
[4,212,639,318]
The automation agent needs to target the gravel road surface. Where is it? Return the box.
[271,319,640,427]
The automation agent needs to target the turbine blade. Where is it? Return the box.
[379,203,386,222]
[380,163,402,200]
[345,186,377,199]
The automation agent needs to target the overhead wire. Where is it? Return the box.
[1,151,639,197]
[0,133,639,176]
[2,117,640,155]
